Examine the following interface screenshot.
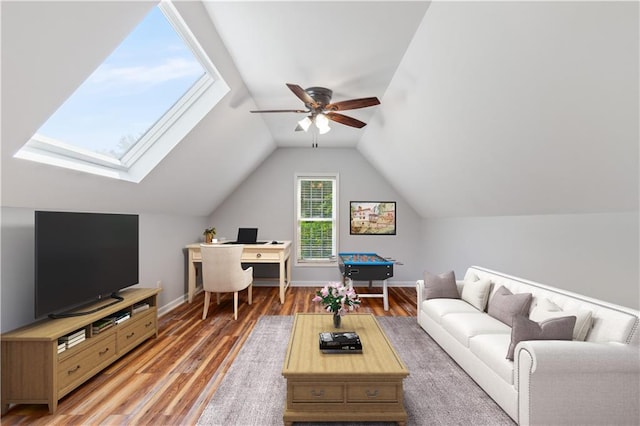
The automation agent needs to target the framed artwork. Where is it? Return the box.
[350,201,396,235]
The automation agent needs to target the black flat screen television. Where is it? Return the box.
[34,211,139,318]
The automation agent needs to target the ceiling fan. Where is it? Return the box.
[250,83,380,134]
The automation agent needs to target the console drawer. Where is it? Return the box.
[347,383,399,402]
[58,333,116,397]
[291,383,344,402]
[117,309,156,354]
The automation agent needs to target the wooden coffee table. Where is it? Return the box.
[282,313,409,425]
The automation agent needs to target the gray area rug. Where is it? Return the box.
[197,316,514,426]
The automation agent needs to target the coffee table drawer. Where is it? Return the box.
[291,383,344,402]
[347,383,399,402]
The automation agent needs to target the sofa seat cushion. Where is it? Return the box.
[469,333,514,385]
[441,312,511,347]
[422,299,481,325]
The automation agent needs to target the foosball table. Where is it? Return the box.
[338,252,394,311]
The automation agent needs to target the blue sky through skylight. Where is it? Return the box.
[36,6,205,160]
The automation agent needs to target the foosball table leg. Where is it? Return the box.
[382,279,389,311]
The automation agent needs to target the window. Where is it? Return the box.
[14,1,229,182]
[295,174,338,264]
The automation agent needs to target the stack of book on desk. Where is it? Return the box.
[59,329,86,350]
[319,331,363,354]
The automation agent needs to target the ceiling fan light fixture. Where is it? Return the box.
[251,84,380,134]
[298,116,312,132]
[315,113,329,128]
[315,114,331,134]
[318,123,331,135]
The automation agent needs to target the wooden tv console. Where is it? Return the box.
[1,287,161,415]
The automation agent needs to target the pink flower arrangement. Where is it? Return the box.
[312,282,361,316]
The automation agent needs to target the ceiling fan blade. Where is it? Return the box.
[325,97,380,111]
[250,109,309,113]
[325,112,367,128]
[286,83,317,108]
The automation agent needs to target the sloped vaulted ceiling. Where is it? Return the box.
[1,0,275,216]
[359,1,639,218]
[1,1,638,219]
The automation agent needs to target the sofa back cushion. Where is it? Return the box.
[465,266,639,345]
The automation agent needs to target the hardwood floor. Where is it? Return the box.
[1,285,417,425]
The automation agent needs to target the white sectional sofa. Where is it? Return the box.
[416,266,639,425]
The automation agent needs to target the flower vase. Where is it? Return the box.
[333,312,341,328]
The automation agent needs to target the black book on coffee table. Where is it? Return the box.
[319,331,363,353]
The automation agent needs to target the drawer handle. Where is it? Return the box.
[68,365,81,374]
[126,332,135,339]
[310,389,324,398]
[99,348,110,356]
[366,389,379,398]
[145,321,153,328]
[256,253,262,258]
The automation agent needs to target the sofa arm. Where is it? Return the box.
[416,280,425,306]
[516,341,640,425]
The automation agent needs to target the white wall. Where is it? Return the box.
[208,147,424,284]
[421,212,639,308]
[0,207,207,332]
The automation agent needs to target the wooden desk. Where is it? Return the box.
[185,241,292,304]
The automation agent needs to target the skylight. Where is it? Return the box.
[15,1,229,182]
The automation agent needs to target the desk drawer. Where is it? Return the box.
[291,383,344,402]
[347,383,399,402]
[242,250,280,261]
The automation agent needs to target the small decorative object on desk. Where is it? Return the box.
[203,227,216,244]
[312,282,361,328]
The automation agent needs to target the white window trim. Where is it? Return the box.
[294,172,339,267]
[14,0,230,183]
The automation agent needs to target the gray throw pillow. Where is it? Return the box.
[487,285,532,326]
[506,314,576,360]
[424,270,460,300]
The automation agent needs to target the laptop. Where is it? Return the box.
[227,227,263,244]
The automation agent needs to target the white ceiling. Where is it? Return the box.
[1,1,638,218]
[202,1,429,147]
